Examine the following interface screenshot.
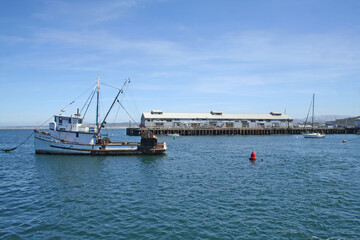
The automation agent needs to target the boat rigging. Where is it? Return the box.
[303,93,325,138]
[2,76,167,155]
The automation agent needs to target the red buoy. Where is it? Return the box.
[249,151,257,160]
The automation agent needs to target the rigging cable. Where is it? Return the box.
[117,100,139,126]
[303,98,313,131]
[61,83,97,112]
[127,87,142,121]
[1,115,54,152]
[124,95,141,124]
[80,90,95,114]
[101,82,121,90]
[118,80,141,124]
[108,102,122,138]
[99,91,108,137]
[82,90,96,119]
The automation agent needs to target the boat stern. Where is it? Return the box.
[138,131,167,154]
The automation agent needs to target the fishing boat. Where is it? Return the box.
[303,93,325,138]
[34,77,167,155]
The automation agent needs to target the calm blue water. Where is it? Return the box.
[0,129,359,239]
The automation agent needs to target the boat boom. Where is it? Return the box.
[97,78,130,135]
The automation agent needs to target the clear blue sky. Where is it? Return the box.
[1,0,359,126]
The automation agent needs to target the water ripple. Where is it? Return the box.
[0,131,360,239]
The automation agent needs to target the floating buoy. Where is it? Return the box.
[249,152,257,161]
[342,140,346,143]
[261,158,263,161]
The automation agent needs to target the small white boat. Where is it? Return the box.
[167,133,180,137]
[303,132,325,138]
[34,77,167,155]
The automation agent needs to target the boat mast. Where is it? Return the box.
[96,75,100,131]
[312,93,315,131]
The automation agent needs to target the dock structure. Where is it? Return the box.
[141,110,294,129]
[130,109,359,136]
[127,127,357,136]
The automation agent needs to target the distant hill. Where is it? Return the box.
[83,122,138,128]
[0,126,47,130]
[104,122,139,128]
[326,116,360,127]
[0,122,137,130]
[293,115,353,124]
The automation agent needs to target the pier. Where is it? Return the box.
[127,127,358,136]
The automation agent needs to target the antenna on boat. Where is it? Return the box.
[96,75,101,131]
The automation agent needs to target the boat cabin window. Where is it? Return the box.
[68,118,83,124]
[59,117,70,123]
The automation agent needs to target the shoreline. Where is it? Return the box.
[0,126,128,130]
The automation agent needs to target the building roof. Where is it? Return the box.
[142,111,293,120]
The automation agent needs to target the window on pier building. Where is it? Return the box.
[242,122,249,128]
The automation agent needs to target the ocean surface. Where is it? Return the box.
[0,129,359,239]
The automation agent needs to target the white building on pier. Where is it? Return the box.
[141,110,293,128]
[355,118,360,128]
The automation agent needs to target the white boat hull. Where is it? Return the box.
[167,133,179,137]
[303,133,325,138]
[34,131,166,155]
